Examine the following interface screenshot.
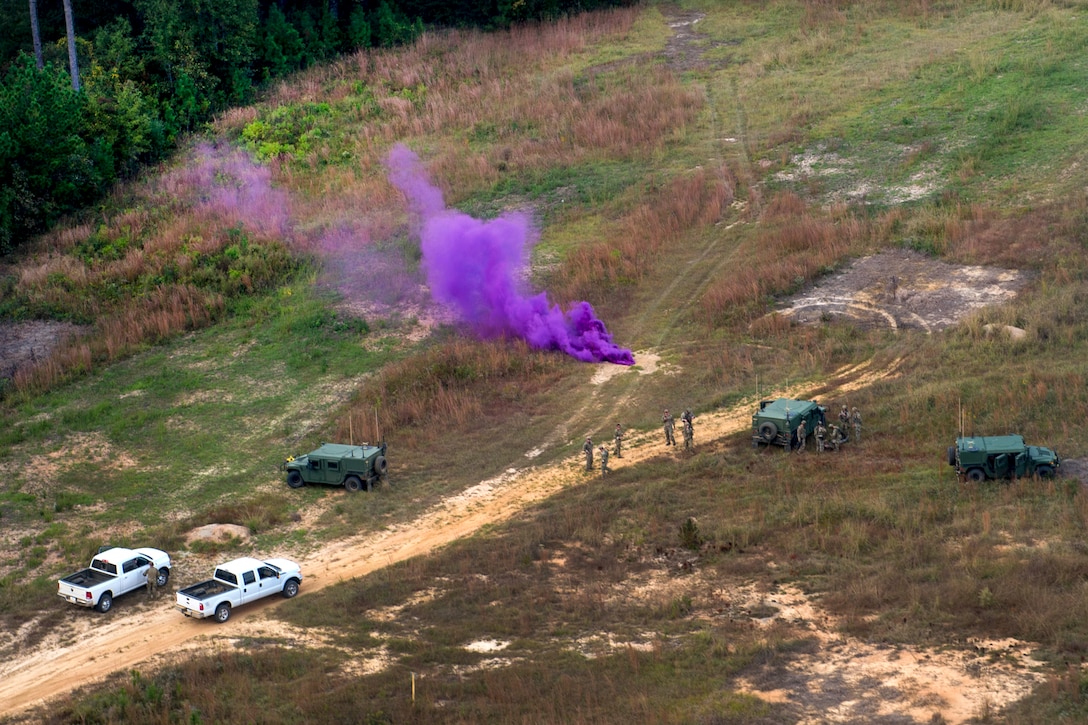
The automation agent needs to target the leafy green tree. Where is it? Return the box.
[83,53,157,176]
[262,5,304,78]
[372,1,422,48]
[348,4,372,48]
[92,17,144,83]
[0,55,105,251]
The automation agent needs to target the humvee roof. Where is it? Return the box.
[303,443,382,459]
[957,435,1026,454]
[756,399,822,420]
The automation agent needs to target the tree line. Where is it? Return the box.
[0,0,630,254]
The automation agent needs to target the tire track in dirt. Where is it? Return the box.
[0,359,901,719]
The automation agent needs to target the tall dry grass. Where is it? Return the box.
[227,5,697,209]
[552,167,736,305]
[337,338,566,446]
[699,191,867,325]
[12,286,224,396]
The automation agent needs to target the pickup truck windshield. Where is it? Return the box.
[91,559,118,576]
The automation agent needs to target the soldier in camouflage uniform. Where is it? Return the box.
[583,437,594,471]
[814,420,827,453]
[852,407,863,443]
[146,564,159,599]
[682,417,694,450]
[795,419,807,453]
[828,424,842,452]
[662,409,676,446]
[613,424,624,458]
[599,446,610,476]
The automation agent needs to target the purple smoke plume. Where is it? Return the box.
[385,144,634,365]
[171,143,292,238]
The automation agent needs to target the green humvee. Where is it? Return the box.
[282,442,388,492]
[948,434,1059,482]
[751,398,828,449]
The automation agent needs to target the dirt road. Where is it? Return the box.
[0,359,901,718]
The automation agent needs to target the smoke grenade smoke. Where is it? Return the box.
[386,144,634,365]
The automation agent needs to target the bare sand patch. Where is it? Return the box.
[773,249,1031,333]
[715,582,1047,723]
[184,523,251,546]
[0,321,86,381]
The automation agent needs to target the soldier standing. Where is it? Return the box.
[613,424,624,458]
[796,419,807,453]
[146,564,159,599]
[852,407,863,443]
[662,409,676,446]
[838,405,850,441]
[814,420,827,453]
[583,437,594,471]
[682,418,694,450]
[599,446,610,476]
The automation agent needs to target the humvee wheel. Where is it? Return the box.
[757,422,778,442]
[215,602,231,623]
[966,468,986,483]
[374,455,388,476]
[947,447,956,466]
[1037,465,1056,479]
[345,475,364,492]
[286,471,304,489]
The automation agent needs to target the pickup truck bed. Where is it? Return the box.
[178,580,234,600]
[60,568,113,588]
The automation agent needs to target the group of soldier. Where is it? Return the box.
[583,423,626,477]
[581,402,857,473]
[581,407,697,478]
[794,404,862,454]
[661,408,694,450]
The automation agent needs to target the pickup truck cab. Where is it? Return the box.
[175,556,302,623]
[58,546,172,613]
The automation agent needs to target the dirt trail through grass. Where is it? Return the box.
[0,359,902,719]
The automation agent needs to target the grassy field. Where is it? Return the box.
[5,0,1088,722]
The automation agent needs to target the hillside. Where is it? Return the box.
[4,1,1088,723]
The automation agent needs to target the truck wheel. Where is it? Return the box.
[947,447,956,466]
[758,422,778,442]
[156,568,170,588]
[374,456,388,476]
[96,592,113,613]
[1037,465,1055,479]
[215,602,231,623]
[286,471,304,489]
[966,468,986,483]
[283,579,300,598]
[345,475,363,492]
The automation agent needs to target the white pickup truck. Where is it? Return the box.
[175,556,302,623]
[57,546,172,613]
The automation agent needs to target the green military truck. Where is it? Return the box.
[752,398,828,449]
[948,434,1059,482]
[282,442,388,492]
